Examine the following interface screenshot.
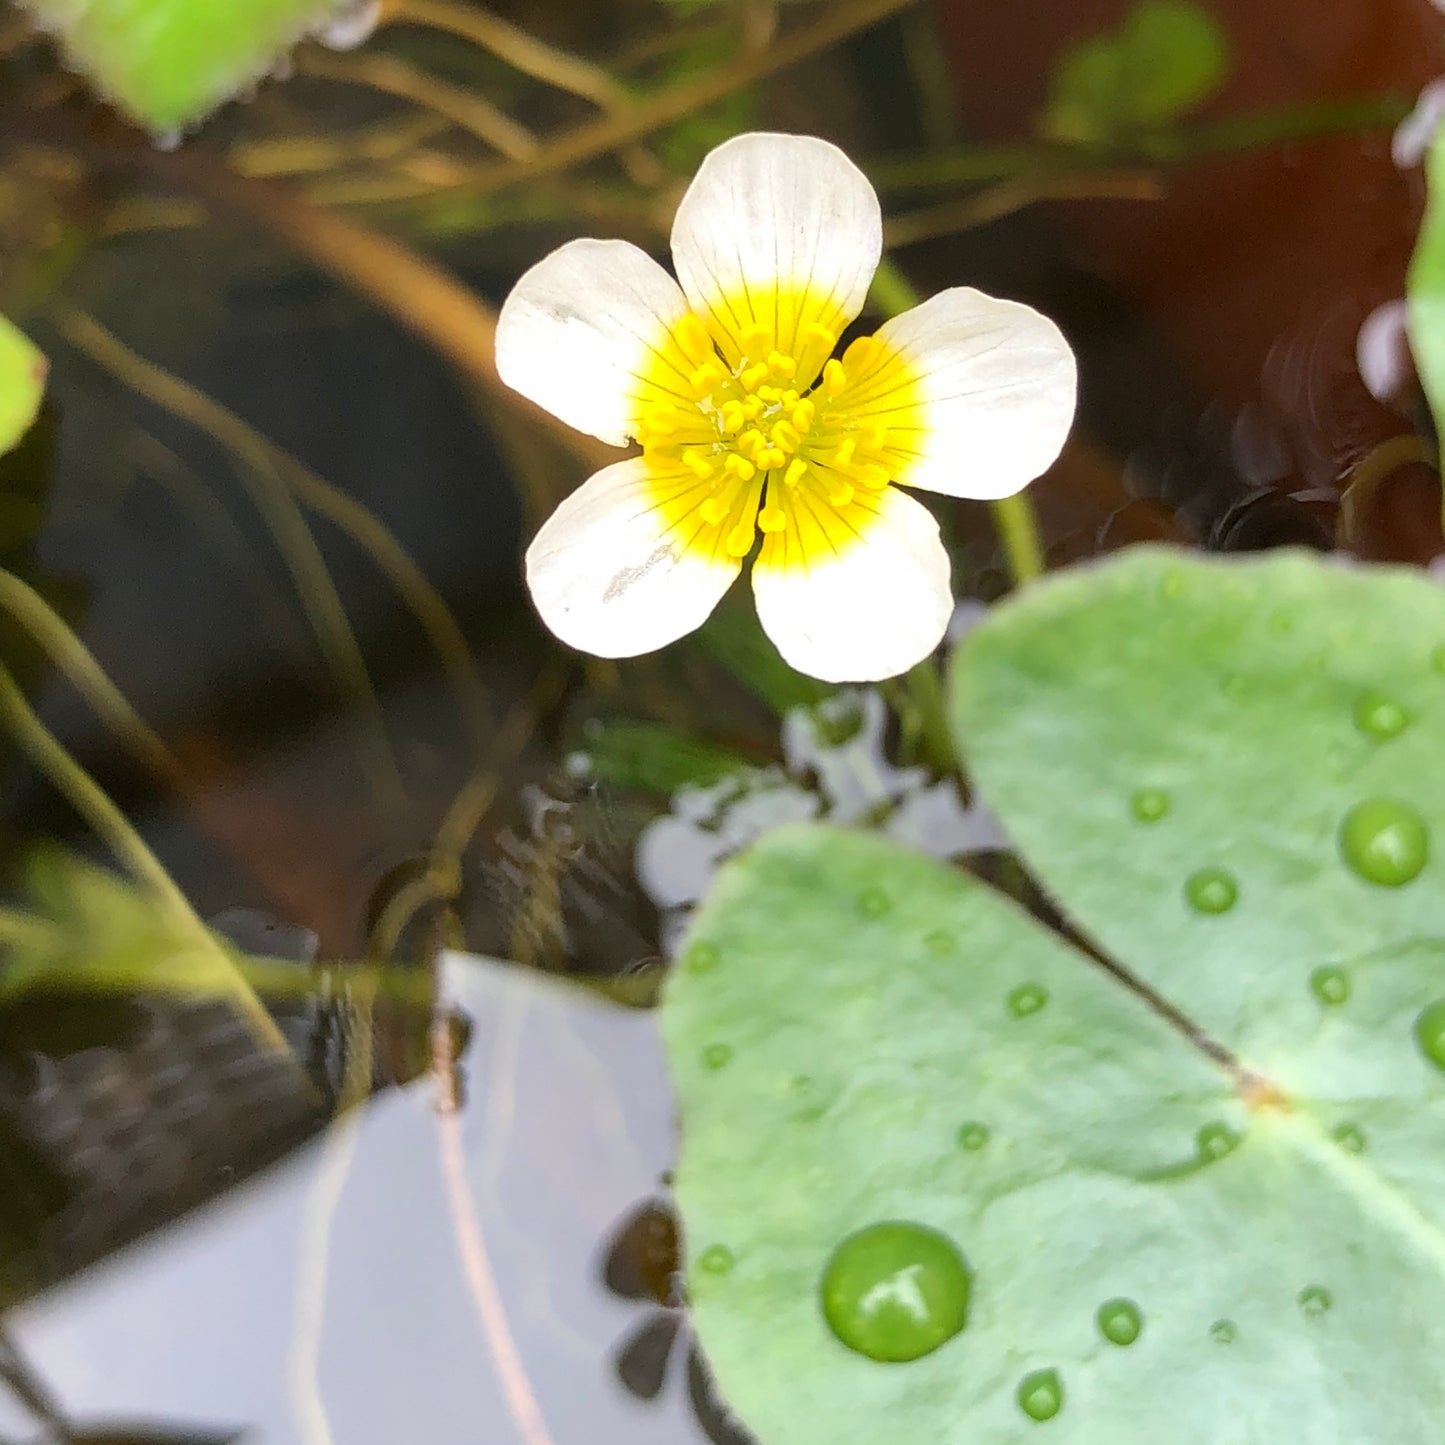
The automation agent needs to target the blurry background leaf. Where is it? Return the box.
[1041,0,1229,143]
[68,1428,246,1445]
[1409,126,1445,462]
[19,0,359,132]
[0,316,46,461]
[572,719,753,796]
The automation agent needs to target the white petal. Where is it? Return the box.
[670,132,881,373]
[853,287,1077,500]
[526,457,740,658]
[495,238,690,446]
[750,486,951,684]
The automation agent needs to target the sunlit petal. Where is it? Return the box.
[670,132,881,383]
[526,457,741,658]
[838,288,1077,501]
[750,485,951,683]
[496,238,692,446]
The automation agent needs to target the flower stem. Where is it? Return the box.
[869,255,1047,589]
[904,658,958,775]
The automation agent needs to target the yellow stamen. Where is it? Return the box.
[689,362,727,396]
[830,437,856,468]
[683,449,716,478]
[771,421,801,453]
[822,359,847,397]
[782,457,808,488]
[767,350,796,379]
[699,496,729,525]
[842,335,882,373]
[726,522,755,557]
[757,505,787,533]
[725,454,756,481]
[739,322,771,358]
[740,362,770,392]
[791,399,815,432]
[827,480,855,507]
[644,403,679,435]
[802,320,836,350]
[857,462,890,490]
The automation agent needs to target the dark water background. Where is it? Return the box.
[0,0,1441,1438]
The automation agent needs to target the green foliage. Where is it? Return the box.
[663,548,1445,1441]
[1408,128,1445,465]
[572,718,752,795]
[21,0,348,131]
[0,316,45,461]
[1041,0,1229,143]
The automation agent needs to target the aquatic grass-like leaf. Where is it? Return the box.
[663,547,1445,1441]
[22,0,357,132]
[0,317,46,461]
[1408,126,1445,463]
[1041,0,1229,143]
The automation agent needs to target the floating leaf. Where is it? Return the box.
[663,547,1445,1441]
[21,0,359,132]
[1041,0,1229,143]
[0,316,46,461]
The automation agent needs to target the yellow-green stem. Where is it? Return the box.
[868,254,1047,589]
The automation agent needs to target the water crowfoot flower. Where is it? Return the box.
[495,132,1077,683]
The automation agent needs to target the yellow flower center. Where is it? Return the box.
[631,299,924,565]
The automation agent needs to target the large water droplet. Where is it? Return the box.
[1096,1298,1143,1347]
[1298,1285,1333,1318]
[1209,1319,1237,1344]
[1007,983,1048,1018]
[1016,1368,1064,1421]
[1354,691,1410,739]
[687,941,721,974]
[1331,1122,1366,1154]
[819,1221,971,1363]
[1196,1121,1241,1162]
[1414,1000,1445,1071]
[1339,798,1429,887]
[703,1043,733,1070]
[858,887,891,919]
[1185,868,1238,914]
[1309,965,1351,1006]
[1131,788,1170,823]
[698,1244,735,1276]
[956,1122,990,1152]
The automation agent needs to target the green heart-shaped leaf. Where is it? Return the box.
[663,547,1445,1442]
[23,0,355,132]
[0,316,46,459]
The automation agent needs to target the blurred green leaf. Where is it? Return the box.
[1041,0,1229,143]
[0,316,45,461]
[572,718,753,795]
[694,597,833,717]
[1409,126,1445,459]
[20,0,355,132]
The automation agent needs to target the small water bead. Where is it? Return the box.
[1331,1122,1366,1154]
[1209,1319,1237,1344]
[703,1043,733,1070]
[1413,1000,1445,1072]
[698,1244,735,1276]
[1130,788,1171,823]
[1298,1285,1333,1318]
[925,928,955,954]
[956,1122,990,1152]
[1353,691,1410,740]
[1185,868,1238,915]
[1007,983,1048,1018]
[1339,798,1429,887]
[687,941,721,974]
[1096,1298,1144,1347]
[1196,1121,1241,1162]
[1309,965,1351,1006]
[1160,571,1188,601]
[1016,1368,1064,1422]
[858,887,891,919]
[819,1221,971,1363]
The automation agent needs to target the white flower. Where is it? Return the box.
[495,132,1077,683]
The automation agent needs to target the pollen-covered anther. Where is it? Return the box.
[782,457,808,488]
[689,361,727,397]
[826,480,855,507]
[699,496,729,525]
[683,448,716,478]
[720,400,746,433]
[739,322,771,358]
[725,453,757,481]
[771,421,802,453]
[801,320,837,350]
[757,505,788,533]
[857,462,890,490]
[791,398,815,432]
[725,522,755,557]
[740,362,770,391]
[822,359,848,398]
[672,313,715,364]
[643,402,680,436]
[759,447,787,471]
[767,350,797,379]
[831,437,856,468]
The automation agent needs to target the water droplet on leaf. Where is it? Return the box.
[858,887,891,919]
[1096,1298,1143,1346]
[819,1221,971,1363]
[1339,798,1429,886]
[1160,571,1187,601]
[1007,983,1048,1017]
[1222,673,1249,700]
[1016,1368,1064,1421]
[1331,1122,1366,1154]
[925,929,955,954]
[1298,1285,1332,1317]
[698,1245,735,1276]
[1131,788,1170,822]
[1185,868,1238,914]
[1414,1000,1445,1071]
[703,1043,733,1070]
[1209,1319,1237,1344]
[687,942,721,974]
[1197,1121,1241,1162]
[1309,965,1351,1006]
[956,1122,989,1152]
[1354,691,1410,739]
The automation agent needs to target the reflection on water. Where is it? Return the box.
[1,0,1441,1435]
